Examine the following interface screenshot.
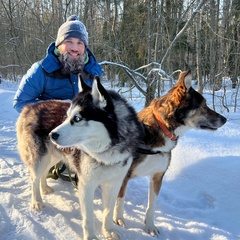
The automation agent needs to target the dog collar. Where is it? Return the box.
[153,110,178,141]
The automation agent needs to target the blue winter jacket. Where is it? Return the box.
[13,42,103,113]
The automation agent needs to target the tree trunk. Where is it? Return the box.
[195,7,203,94]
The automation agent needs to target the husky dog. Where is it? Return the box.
[16,76,144,240]
[113,71,227,236]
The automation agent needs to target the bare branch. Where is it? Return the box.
[161,0,208,65]
[100,61,147,96]
[0,65,20,69]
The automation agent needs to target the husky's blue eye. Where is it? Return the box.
[73,116,82,122]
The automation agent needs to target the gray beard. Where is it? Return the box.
[58,52,86,74]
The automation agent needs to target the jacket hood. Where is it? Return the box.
[41,42,61,73]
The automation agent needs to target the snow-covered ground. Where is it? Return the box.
[0,79,240,240]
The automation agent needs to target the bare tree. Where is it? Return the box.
[0,0,239,111]
[195,7,203,94]
[228,0,240,89]
[160,0,207,66]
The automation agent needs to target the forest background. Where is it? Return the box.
[0,0,239,107]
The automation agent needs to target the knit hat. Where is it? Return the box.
[55,15,88,47]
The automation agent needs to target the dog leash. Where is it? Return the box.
[47,162,78,189]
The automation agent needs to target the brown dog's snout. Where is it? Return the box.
[221,115,227,125]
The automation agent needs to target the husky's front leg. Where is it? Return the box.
[78,179,98,240]
[113,177,129,228]
[101,181,122,240]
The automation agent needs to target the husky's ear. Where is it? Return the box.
[78,74,91,93]
[91,76,109,109]
[183,70,192,90]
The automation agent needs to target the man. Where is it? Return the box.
[13,15,103,113]
[13,15,103,184]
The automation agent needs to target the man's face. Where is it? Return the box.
[58,37,86,61]
[57,37,86,74]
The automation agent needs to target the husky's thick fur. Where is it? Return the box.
[16,76,144,240]
[113,71,227,236]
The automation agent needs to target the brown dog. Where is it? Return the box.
[113,71,227,236]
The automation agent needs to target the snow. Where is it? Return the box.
[0,79,240,240]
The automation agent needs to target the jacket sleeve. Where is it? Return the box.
[13,62,46,113]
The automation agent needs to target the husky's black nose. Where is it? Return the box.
[50,132,59,140]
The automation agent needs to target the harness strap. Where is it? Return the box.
[137,147,162,155]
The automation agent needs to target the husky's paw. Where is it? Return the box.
[42,185,54,195]
[145,224,160,237]
[103,228,122,240]
[114,218,126,228]
[31,201,44,211]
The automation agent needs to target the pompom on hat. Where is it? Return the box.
[55,15,88,47]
